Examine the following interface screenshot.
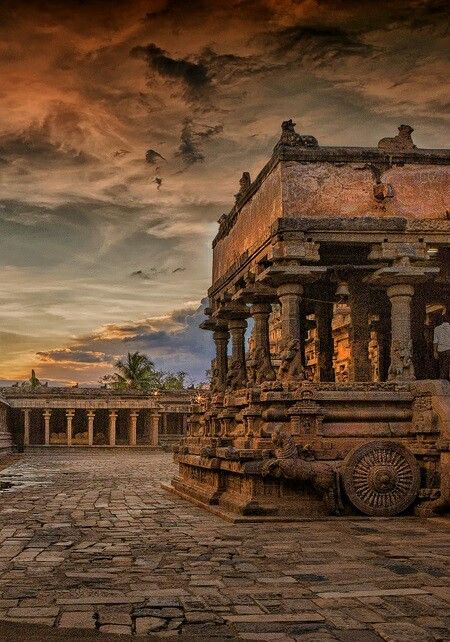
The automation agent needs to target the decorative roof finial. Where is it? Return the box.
[276,119,318,150]
[235,171,251,202]
[378,124,417,152]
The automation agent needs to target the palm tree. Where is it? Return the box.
[104,352,162,390]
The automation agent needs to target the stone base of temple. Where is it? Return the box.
[167,470,329,521]
[167,380,450,520]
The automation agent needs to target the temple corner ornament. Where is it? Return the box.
[276,119,319,150]
[377,124,417,152]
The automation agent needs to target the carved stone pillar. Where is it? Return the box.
[86,410,95,446]
[276,283,305,383]
[250,302,272,356]
[149,412,160,447]
[108,410,118,446]
[366,258,439,381]
[213,328,229,389]
[387,284,415,381]
[348,279,371,382]
[129,411,138,446]
[22,409,30,447]
[249,302,275,381]
[43,409,51,445]
[277,283,303,345]
[315,301,334,382]
[65,410,75,446]
[228,318,247,379]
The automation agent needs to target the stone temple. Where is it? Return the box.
[168,120,450,520]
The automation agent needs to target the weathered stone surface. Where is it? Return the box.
[134,616,166,633]
[372,622,435,642]
[58,610,96,628]
[0,449,447,641]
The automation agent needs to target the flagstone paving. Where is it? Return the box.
[0,448,448,641]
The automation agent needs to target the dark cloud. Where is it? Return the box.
[145,148,166,164]
[265,25,373,64]
[36,349,111,364]
[176,119,223,166]
[198,47,276,84]
[0,101,94,166]
[131,42,211,103]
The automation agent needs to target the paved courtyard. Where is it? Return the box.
[0,449,448,641]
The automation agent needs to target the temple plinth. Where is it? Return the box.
[168,120,450,520]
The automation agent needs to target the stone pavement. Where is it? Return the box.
[0,448,448,641]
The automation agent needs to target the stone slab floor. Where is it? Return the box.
[0,448,448,642]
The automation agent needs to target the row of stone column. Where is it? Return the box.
[21,409,160,447]
[212,279,419,385]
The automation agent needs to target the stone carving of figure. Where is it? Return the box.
[261,429,338,513]
[248,348,276,386]
[378,124,417,152]
[226,359,247,390]
[388,340,415,381]
[278,339,305,386]
[235,172,251,202]
[210,366,224,394]
[278,119,318,148]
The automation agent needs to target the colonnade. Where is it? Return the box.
[20,408,161,447]
[210,265,438,385]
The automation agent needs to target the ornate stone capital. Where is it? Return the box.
[277,283,304,298]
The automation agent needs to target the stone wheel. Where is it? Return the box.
[342,440,420,516]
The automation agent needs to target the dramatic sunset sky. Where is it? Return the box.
[0,0,448,384]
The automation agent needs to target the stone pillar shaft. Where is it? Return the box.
[108,411,118,446]
[348,279,371,382]
[150,413,160,447]
[387,284,415,381]
[129,411,138,446]
[43,410,51,445]
[66,410,75,446]
[250,303,272,357]
[228,318,248,386]
[213,329,229,388]
[228,319,247,365]
[315,301,334,382]
[22,409,30,447]
[86,411,95,447]
[277,283,303,345]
